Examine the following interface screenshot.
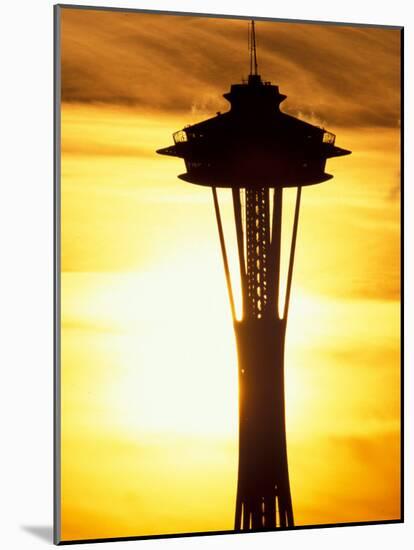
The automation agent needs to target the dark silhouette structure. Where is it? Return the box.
[157,21,350,531]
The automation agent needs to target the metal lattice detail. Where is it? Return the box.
[245,188,270,319]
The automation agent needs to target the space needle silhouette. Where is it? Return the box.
[157,20,350,531]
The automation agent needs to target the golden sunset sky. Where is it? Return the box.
[58,6,401,541]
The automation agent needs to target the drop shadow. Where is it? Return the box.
[21,525,53,543]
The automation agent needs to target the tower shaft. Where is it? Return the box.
[233,187,294,530]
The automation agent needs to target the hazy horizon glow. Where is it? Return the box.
[59,7,401,541]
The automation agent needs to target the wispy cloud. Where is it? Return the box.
[60,8,400,128]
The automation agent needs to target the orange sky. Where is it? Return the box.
[58,6,401,542]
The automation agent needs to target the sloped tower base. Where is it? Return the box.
[234,319,294,530]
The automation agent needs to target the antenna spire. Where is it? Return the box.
[249,20,258,76]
